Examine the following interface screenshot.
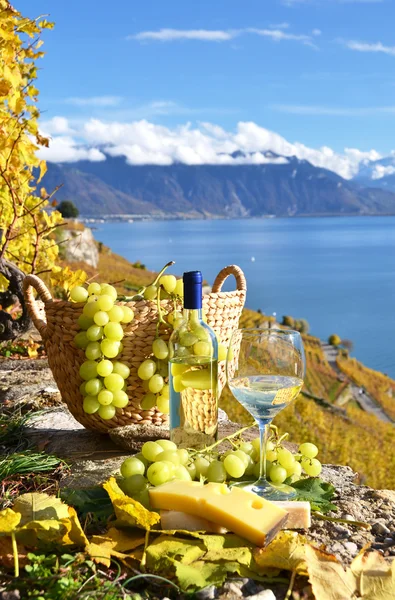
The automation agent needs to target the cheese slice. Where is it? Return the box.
[273,501,311,529]
[149,480,288,546]
[160,510,227,534]
[160,500,311,533]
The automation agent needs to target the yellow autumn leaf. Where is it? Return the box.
[13,493,70,526]
[351,551,395,600]
[305,544,358,600]
[37,159,47,183]
[0,509,21,534]
[85,531,144,567]
[17,519,66,546]
[106,527,146,552]
[85,538,113,567]
[253,531,308,576]
[103,477,160,530]
[60,507,89,547]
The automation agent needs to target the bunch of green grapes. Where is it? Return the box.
[118,436,322,505]
[70,282,134,420]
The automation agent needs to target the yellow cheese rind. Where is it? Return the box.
[272,501,311,529]
[149,481,288,546]
[160,510,227,534]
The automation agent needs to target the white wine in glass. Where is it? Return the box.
[226,328,306,500]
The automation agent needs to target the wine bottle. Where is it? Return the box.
[169,271,218,449]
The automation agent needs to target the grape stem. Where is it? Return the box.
[155,286,167,337]
[312,511,371,530]
[123,261,176,301]
[188,423,258,456]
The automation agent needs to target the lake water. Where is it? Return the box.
[94,217,395,379]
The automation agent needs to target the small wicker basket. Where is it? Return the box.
[23,265,246,433]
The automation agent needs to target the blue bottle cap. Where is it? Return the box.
[183,271,202,309]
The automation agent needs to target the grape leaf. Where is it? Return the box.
[13,493,69,525]
[103,477,160,530]
[60,487,113,520]
[291,478,337,513]
[253,530,308,576]
[305,545,358,600]
[174,560,242,591]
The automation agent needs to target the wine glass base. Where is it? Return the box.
[230,479,297,501]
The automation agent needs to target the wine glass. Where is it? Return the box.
[226,328,306,500]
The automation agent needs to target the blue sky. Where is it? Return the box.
[16,0,395,175]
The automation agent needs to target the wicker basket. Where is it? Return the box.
[23,265,246,433]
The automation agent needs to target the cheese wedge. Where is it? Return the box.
[160,500,311,532]
[149,480,288,546]
[160,510,227,534]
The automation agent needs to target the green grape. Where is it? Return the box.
[167,310,182,326]
[161,384,169,399]
[122,475,148,497]
[104,373,124,392]
[245,456,255,476]
[94,311,110,327]
[155,450,180,465]
[85,378,103,396]
[98,390,113,405]
[121,457,146,478]
[159,274,177,293]
[179,332,198,347]
[74,331,89,349]
[86,282,100,295]
[194,457,210,478]
[251,437,261,454]
[85,342,102,361]
[266,449,278,463]
[223,455,245,479]
[155,360,167,378]
[238,442,256,459]
[134,452,149,469]
[142,441,163,462]
[112,390,129,408]
[107,305,124,323]
[266,440,276,451]
[157,440,177,451]
[186,462,197,480]
[87,295,98,303]
[192,325,209,341]
[97,359,113,377]
[277,448,296,470]
[293,461,302,478]
[156,395,169,414]
[218,344,227,361]
[135,489,151,509]
[79,360,98,381]
[177,448,189,466]
[137,358,156,380]
[173,465,192,481]
[174,279,183,297]
[269,465,287,484]
[144,285,157,300]
[299,443,319,459]
[152,338,169,360]
[193,341,212,357]
[112,361,130,379]
[83,396,100,414]
[303,458,322,477]
[100,339,120,358]
[97,294,114,312]
[207,460,227,483]
[70,286,89,303]
[253,460,272,479]
[103,322,124,341]
[162,460,176,476]
[148,374,164,394]
[100,284,117,300]
[98,404,116,420]
[79,382,87,395]
[117,342,124,355]
[82,300,99,318]
[180,369,213,391]
[78,315,94,330]
[141,393,157,410]
[120,306,134,324]
[147,461,171,486]
[86,325,104,342]
[232,450,250,469]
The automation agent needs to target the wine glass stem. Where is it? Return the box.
[258,421,270,481]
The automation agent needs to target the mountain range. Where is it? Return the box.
[42,152,395,218]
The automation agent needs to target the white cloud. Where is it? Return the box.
[65,96,123,107]
[344,40,395,56]
[39,116,387,179]
[129,27,319,47]
[271,104,395,116]
[312,29,322,36]
[130,29,235,42]
[40,116,75,135]
[372,165,395,179]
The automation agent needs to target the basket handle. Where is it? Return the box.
[23,274,53,339]
[212,265,246,293]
